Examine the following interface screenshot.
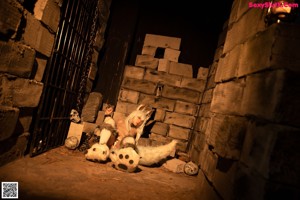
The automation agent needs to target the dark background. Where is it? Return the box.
[94,0,234,104]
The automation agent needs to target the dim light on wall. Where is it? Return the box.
[265,0,299,26]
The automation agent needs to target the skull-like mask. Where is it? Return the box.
[70,109,81,123]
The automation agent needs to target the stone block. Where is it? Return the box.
[118,89,139,104]
[123,65,145,80]
[241,70,285,121]
[15,108,34,133]
[138,94,175,111]
[143,34,181,50]
[196,170,222,200]
[213,45,224,62]
[0,106,19,141]
[150,122,169,136]
[241,121,300,186]
[197,67,209,80]
[194,117,209,133]
[154,108,166,122]
[164,112,195,129]
[115,101,137,116]
[135,55,159,69]
[122,78,156,95]
[34,0,60,32]
[81,92,103,122]
[0,76,43,107]
[0,41,35,78]
[169,62,193,78]
[215,44,241,82]
[206,74,216,90]
[112,111,126,123]
[192,131,206,152]
[149,133,172,144]
[157,58,170,73]
[0,1,22,37]
[82,122,98,133]
[23,12,55,57]
[224,5,265,53]
[162,85,200,104]
[206,114,247,160]
[66,122,83,143]
[163,48,180,62]
[174,100,198,116]
[198,103,211,118]
[176,140,188,152]
[168,125,190,140]
[141,46,157,56]
[144,69,181,87]
[180,77,206,92]
[34,56,47,81]
[211,79,245,115]
[213,159,238,200]
[201,89,213,104]
[200,147,218,182]
[95,110,105,126]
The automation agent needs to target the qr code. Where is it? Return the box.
[1,182,18,199]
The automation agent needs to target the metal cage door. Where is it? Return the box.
[29,0,99,156]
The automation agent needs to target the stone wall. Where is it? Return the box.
[114,34,209,154]
[191,0,300,199]
[0,0,110,166]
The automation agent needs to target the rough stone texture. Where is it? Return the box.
[164,112,195,129]
[201,89,213,104]
[157,58,170,73]
[154,108,166,122]
[196,170,222,200]
[162,85,200,104]
[224,3,265,53]
[194,117,209,133]
[122,78,156,95]
[213,45,224,62]
[0,132,29,167]
[143,34,181,50]
[180,77,206,92]
[174,100,198,116]
[34,56,47,81]
[34,0,60,32]
[150,122,169,136]
[206,114,247,160]
[200,146,218,182]
[115,101,137,116]
[241,121,300,186]
[81,92,103,123]
[192,131,205,152]
[118,89,139,104]
[212,159,238,200]
[211,79,245,115]
[169,62,193,78]
[123,65,145,80]
[0,0,22,37]
[149,133,172,145]
[82,122,98,133]
[0,75,43,107]
[215,44,241,82]
[168,125,190,140]
[241,70,286,121]
[163,48,180,62]
[0,105,20,141]
[143,69,181,87]
[135,55,159,69]
[95,110,105,126]
[0,41,36,78]
[15,108,34,133]
[197,67,209,80]
[23,12,55,57]
[198,103,211,118]
[138,94,175,112]
[141,46,157,56]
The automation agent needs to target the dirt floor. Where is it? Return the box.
[0,146,202,200]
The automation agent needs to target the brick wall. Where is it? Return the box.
[114,33,209,154]
[0,0,110,166]
[192,0,300,199]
